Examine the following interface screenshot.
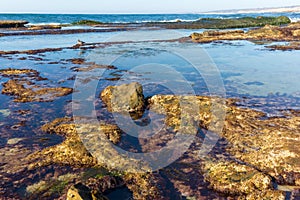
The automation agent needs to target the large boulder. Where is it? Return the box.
[100,82,145,115]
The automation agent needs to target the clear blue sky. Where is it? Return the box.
[0,0,299,14]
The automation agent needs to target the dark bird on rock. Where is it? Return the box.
[77,39,85,46]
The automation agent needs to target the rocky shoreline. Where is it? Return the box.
[0,14,300,199]
[20,82,300,199]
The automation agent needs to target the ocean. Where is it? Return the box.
[0,12,300,24]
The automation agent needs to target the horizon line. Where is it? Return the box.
[1,5,299,15]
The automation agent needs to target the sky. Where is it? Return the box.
[0,0,299,14]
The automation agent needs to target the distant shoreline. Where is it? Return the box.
[205,5,300,14]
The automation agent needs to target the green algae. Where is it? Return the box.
[147,16,291,29]
[71,20,103,26]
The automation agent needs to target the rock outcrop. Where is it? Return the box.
[190,23,300,43]
[148,16,291,29]
[0,20,28,28]
[100,82,145,118]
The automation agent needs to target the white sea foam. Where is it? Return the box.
[290,17,300,22]
[26,22,63,26]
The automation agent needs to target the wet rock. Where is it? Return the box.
[67,183,107,200]
[124,173,165,200]
[26,173,78,198]
[266,42,300,51]
[85,175,125,193]
[27,25,62,30]
[69,58,86,65]
[0,47,63,55]
[202,159,273,195]
[6,138,24,145]
[72,64,116,72]
[0,68,47,81]
[292,29,300,37]
[101,82,145,116]
[0,20,28,28]
[28,117,122,168]
[240,190,286,200]
[0,68,38,76]
[191,23,300,44]
[149,95,300,192]
[1,79,73,102]
[71,20,104,26]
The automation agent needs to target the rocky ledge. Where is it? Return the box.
[0,20,28,28]
[0,68,72,102]
[190,22,300,44]
[151,16,291,29]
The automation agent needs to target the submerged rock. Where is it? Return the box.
[101,82,145,118]
[1,79,73,102]
[266,42,300,51]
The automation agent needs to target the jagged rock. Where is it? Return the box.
[100,82,145,116]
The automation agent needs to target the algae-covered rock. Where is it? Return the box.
[191,22,300,44]
[0,68,73,102]
[101,82,145,116]
[149,16,291,29]
[71,20,103,26]
[28,117,122,168]
[2,79,73,102]
[124,173,165,200]
[202,159,273,195]
[27,25,62,30]
[239,190,286,200]
[149,94,300,190]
